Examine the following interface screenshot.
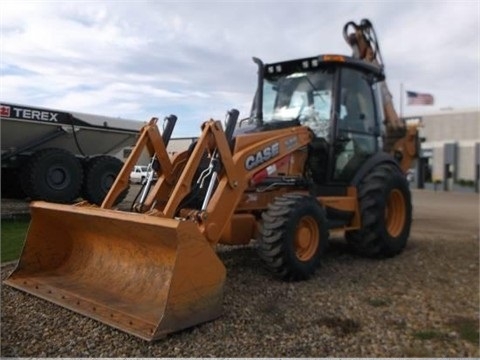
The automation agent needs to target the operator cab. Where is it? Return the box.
[244,54,386,183]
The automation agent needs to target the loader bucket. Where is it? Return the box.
[4,201,226,341]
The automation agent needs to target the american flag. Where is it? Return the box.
[406,91,434,105]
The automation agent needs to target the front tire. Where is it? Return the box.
[346,163,412,257]
[258,193,328,281]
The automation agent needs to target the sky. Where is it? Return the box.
[1,1,479,137]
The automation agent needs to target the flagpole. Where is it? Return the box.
[400,82,404,119]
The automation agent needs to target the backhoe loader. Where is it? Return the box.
[4,19,418,341]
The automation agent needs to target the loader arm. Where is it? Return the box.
[101,117,175,210]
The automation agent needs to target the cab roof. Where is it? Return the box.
[263,54,385,81]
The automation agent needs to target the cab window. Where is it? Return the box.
[333,67,378,181]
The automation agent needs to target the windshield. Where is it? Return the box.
[262,68,335,137]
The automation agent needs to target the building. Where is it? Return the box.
[167,137,197,155]
[411,108,479,190]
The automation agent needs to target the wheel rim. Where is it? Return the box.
[294,216,319,261]
[46,166,70,190]
[101,172,116,192]
[385,189,406,237]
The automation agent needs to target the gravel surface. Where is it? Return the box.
[1,190,479,357]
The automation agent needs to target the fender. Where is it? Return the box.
[350,152,403,186]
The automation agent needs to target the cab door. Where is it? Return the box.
[332,67,380,181]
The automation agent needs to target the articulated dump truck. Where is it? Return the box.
[4,19,419,341]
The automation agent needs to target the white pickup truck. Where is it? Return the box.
[130,165,157,184]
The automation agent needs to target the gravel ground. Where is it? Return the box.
[1,189,479,357]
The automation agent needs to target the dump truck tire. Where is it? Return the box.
[258,193,328,281]
[20,148,83,203]
[82,155,128,205]
[346,163,412,257]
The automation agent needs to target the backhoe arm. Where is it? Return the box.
[343,20,406,149]
[343,19,419,170]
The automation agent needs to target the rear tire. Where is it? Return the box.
[258,193,328,281]
[20,148,83,203]
[82,155,129,205]
[346,163,412,257]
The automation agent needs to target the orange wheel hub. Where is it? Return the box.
[294,216,319,261]
[385,189,406,237]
